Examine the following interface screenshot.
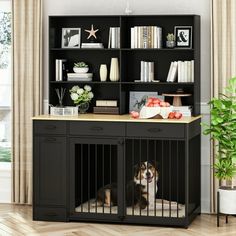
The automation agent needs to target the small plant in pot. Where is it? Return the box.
[202,77,236,216]
[166,33,175,48]
[73,61,89,73]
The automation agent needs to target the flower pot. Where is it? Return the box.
[218,186,236,214]
[166,41,175,48]
[109,58,119,81]
[99,64,107,81]
[77,102,89,114]
[73,67,89,73]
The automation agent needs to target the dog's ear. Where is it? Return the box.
[133,163,140,178]
[149,160,157,169]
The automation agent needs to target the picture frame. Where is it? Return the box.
[174,26,192,48]
[61,28,81,48]
[129,91,161,112]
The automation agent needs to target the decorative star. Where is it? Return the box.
[85,24,99,39]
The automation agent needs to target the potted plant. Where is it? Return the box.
[73,61,89,73]
[202,77,236,215]
[70,85,94,113]
[166,33,175,48]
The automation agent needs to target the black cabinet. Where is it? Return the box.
[33,118,201,227]
[49,15,200,115]
[33,122,67,221]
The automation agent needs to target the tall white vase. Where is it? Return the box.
[109,58,119,81]
[99,64,107,81]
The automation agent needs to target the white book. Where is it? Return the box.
[55,59,59,81]
[108,28,111,48]
[117,27,120,48]
[96,100,118,107]
[137,27,141,48]
[143,26,148,48]
[134,27,138,48]
[111,28,116,48]
[153,27,157,48]
[131,28,134,48]
[169,61,178,82]
[166,62,174,82]
[140,61,145,81]
[143,61,149,82]
[187,61,191,82]
[184,61,188,82]
[179,61,185,83]
[157,27,162,49]
[177,61,182,83]
[67,73,93,78]
[191,60,194,82]
[148,62,154,82]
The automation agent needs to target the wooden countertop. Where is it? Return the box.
[32,114,201,124]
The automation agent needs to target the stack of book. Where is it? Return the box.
[166,60,194,83]
[172,106,192,117]
[81,43,104,48]
[93,100,119,114]
[55,59,68,81]
[108,27,120,48]
[130,26,162,49]
[67,73,93,81]
[140,61,154,82]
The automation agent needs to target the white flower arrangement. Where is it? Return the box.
[70,85,94,105]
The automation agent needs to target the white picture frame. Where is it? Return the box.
[174,26,192,48]
[61,28,81,48]
[129,91,159,112]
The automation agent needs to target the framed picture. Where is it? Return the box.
[61,28,81,48]
[129,91,160,112]
[174,26,192,48]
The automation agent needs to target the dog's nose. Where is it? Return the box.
[146,172,151,177]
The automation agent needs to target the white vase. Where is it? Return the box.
[219,187,236,214]
[99,64,108,81]
[109,58,119,81]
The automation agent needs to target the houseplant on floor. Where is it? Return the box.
[202,77,236,217]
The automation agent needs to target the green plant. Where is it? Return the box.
[70,85,94,105]
[166,33,175,41]
[202,77,236,187]
[73,61,88,68]
[0,147,11,162]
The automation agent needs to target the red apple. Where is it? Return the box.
[174,112,182,119]
[130,111,139,119]
[160,101,166,107]
[165,102,170,107]
[168,112,175,119]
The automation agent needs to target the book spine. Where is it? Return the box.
[187,61,191,82]
[108,27,111,48]
[177,61,181,83]
[169,61,178,82]
[140,61,144,82]
[58,60,62,81]
[111,27,116,48]
[55,59,59,81]
[153,26,157,48]
[148,62,154,82]
[157,27,162,49]
[134,27,138,48]
[143,61,149,82]
[166,62,173,82]
[96,100,118,107]
[184,61,188,83]
[131,27,134,48]
[191,60,194,82]
[143,26,148,48]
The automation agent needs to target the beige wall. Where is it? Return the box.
[43,0,211,212]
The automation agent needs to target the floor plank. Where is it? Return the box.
[0,204,236,236]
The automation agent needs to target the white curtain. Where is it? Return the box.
[211,0,236,212]
[12,0,43,204]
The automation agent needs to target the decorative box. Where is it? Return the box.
[50,106,78,116]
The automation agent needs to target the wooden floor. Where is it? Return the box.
[0,204,236,236]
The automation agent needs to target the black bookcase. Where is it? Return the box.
[49,15,200,115]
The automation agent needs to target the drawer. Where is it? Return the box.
[33,207,67,221]
[69,121,125,136]
[126,123,185,138]
[34,121,67,135]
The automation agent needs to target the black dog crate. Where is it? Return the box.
[69,135,200,227]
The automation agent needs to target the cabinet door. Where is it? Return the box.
[69,137,124,221]
[34,136,67,206]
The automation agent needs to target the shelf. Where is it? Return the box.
[50,48,194,52]
[121,82,194,85]
[50,81,120,84]
[50,48,120,51]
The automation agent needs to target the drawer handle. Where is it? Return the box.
[45,125,56,130]
[90,126,103,131]
[45,212,58,217]
[45,137,57,142]
[147,128,162,133]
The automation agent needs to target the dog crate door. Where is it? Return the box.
[70,137,124,220]
[124,139,186,222]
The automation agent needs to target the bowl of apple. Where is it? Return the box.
[139,97,173,119]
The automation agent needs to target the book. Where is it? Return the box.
[55,59,68,81]
[108,27,120,48]
[166,62,174,82]
[67,73,93,78]
[81,43,104,48]
[93,106,119,114]
[96,100,118,107]
[169,61,178,82]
